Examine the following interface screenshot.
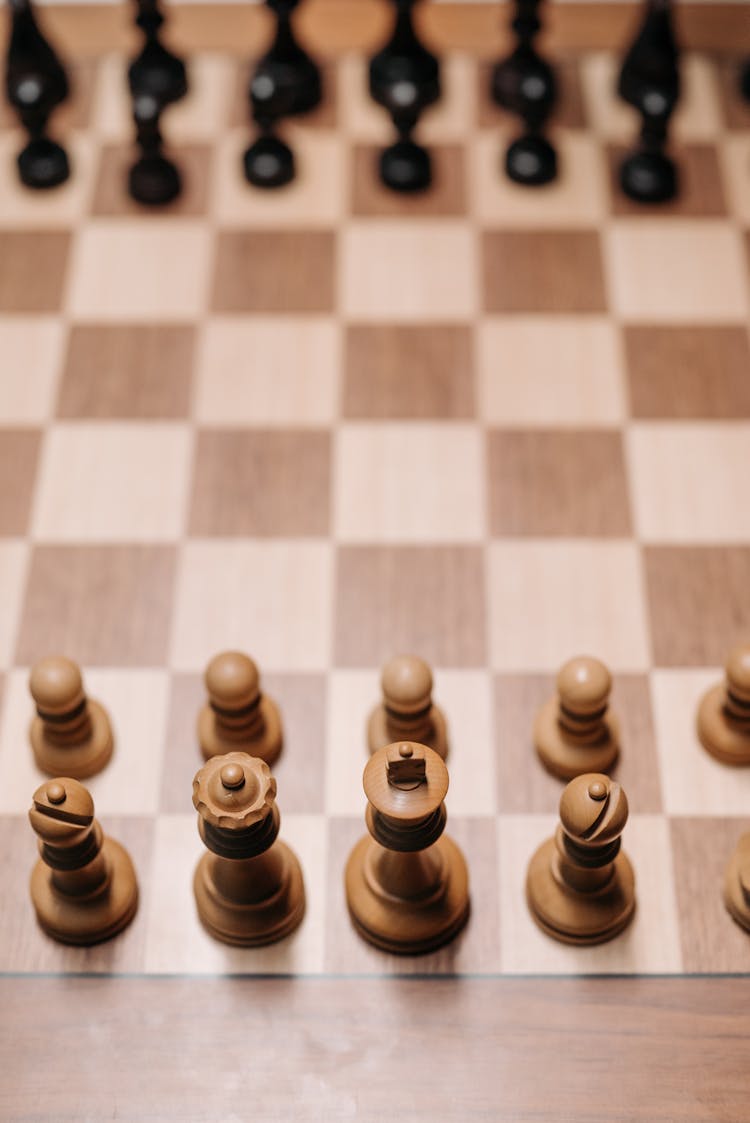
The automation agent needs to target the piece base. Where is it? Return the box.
[193,841,305,947]
[30,700,114,780]
[619,150,677,204]
[526,838,635,946]
[243,135,295,189]
[17,138,70,190]
[197,696,283,766]
[128,154,182,206]
[366,704,448,760]
[533,697,619,781]
[379,141,432,194]
[724,834,750,933]
[345,835,470,955]
[697,684,750,765]
[505,134,557,186]
[30,838,138,946]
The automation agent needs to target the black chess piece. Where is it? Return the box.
[242,0,322,189]
[369,0,441,193]
[128,0,188,108]
[617,0,680,204]
[128,93,181,205]
[740,59,750,104]
[5,0,70,189]
[491,0,557,186]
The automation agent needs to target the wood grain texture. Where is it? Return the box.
[1,977,749,1121]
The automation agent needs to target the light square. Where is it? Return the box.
[144,813,326,974]
[32,423,192,541]
[170,541,332,671]
[341,223,476,320]
[0,543,27,668]
[0,133,95,227]
[487,541,650,671]
[652,669,750,816]
[478,316,625,426]
[0,318,63,423]
[0,668,169,816]
[214,129,345,226]
[339,53,476,143]
[93,53,233,142]
[498,814,683,974]
[67,222,211,319]
[195,317,340,426]
[473,131,607,227]
[334,423,485,542]
[325,669,494,817]
[581,52,722,143]
[605,222,748,321]
[628,424,750,542]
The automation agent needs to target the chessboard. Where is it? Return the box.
[2,19,750,986]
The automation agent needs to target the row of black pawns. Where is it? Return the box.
[5,0,750,205]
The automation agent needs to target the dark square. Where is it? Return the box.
[482,231,607,313]
[608,145,727,217]
[488,430,632,537]
[645,547,750,667]
[189,430,331,536]
[344,325,474,419]
[351,145,467,217]
[92,143,212,217]
[212,231,335,313]
[334,546,486,667]
[17,545,177,666]
[0,232,70,313]
[0,429,41,535]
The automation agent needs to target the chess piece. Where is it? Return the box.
[5,0,70,189]
[197,651,283,766]
[534,656,619,781]
[617,0,680,204]
[491,0,557,186]
[345,742,470,954]
[128,0,188,108]
[367,655,448,760]
[697,645,750,765]
[724,832,750,934]
[741,59,750,104]
[29,657,114,780]
[526,773,636,945]
[128,92,181,205]
[28,778,138,945]
[192,752,305,946]
[243,0,322,189]
[369,0,441,193]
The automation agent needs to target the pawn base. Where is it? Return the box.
[197,695,283,766]
[17,138,70,190]
[619,149,677,204]
[379,141,431,194]
[345,835,470,955]
[505,134,557,187]
[194,840,305,947]
[366,704,448,760]
[526,838,635,946]
[30,699,113,780]
[534,697,618,781]
[30,838,138,946]
[129,154,181,206]
[724,833,750,933]
[243,135,295,189]
[697,683,750,765]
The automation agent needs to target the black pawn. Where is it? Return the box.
[243,70,295,189]
[128,93,181,206]
[617,0,680,204]
[491,0,557,187]
[128,0,188,107]
[369,0,440,193]
[5,0,70,189]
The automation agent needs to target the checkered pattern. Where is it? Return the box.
[1,46,750,977]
